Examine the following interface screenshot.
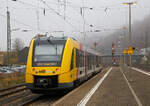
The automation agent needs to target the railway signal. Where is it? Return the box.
[94,42,98,49]
[123,49,127,54]
[112,43,115,64]
[128,46,134,55]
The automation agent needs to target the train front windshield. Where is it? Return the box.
[33,40,65,66]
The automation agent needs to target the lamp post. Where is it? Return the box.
[6,0,17,66]
[123,2,137,67]
[123,2,136,46]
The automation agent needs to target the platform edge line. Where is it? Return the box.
[131,67,150,76]
[51,67,110,106]
[77,67,112,106]
[120,67,143,106]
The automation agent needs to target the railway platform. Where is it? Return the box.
[52,66,150,106]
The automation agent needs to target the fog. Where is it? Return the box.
[0,0,150,51]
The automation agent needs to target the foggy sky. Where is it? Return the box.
[0,0,150,51]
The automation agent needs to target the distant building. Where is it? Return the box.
[0,47,29,65]
[18,47,29,64]
[140,47,150,55]
[0,51,18,65]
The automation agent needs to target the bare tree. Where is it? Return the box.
[12,38,24,53]
[11,38,24,64]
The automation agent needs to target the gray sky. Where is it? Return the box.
[0,0,150,51]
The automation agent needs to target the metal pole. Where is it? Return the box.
[145,32,148,55]
[145,31,148,64]
[82,8,86,41]
[112,43,115,64]
[129,4,132,80]
[7,8,11,67]
[124,54,125,65]
[128,4,132,67]
[123,2,136,81]
[81,0,86,42]
[129,4,132,46]
[129,54,132,67]
[36,0,40,32]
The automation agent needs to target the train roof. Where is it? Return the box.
[34,36,68,41]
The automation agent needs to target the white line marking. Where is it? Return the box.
[52,67,109,106]
[77,67,112,106]
[120,67,143,106]
[131,67,150,76]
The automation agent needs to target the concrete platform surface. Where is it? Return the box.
[52,66,150,106]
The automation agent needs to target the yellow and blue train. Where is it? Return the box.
[26,36,102,93]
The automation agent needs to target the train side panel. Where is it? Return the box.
[26,39,34,83]
[59,38,80,84]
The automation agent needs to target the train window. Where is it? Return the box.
[89,54,92,69]
[70,49,74,70]
[80,51,84,67]
[76,49,80,67]
[96,56,99,67]
[33,42,65,66]
[87,54,90,70]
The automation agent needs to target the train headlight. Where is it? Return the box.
[33,68,35,72]
[56,68,59,72]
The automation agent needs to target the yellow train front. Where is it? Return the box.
[26,36,101,93]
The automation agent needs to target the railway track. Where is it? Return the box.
[0,83,25,91]
[0,83,40,106]
[0,83,69,106]
[0,83,26,98]
[25,92,68,106]
[0,82,93,106]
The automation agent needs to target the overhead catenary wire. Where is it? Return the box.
[45,0,93,29]
[46,1,131,33]
[12,0,83,23]
[5,0,82,33]
[2,0,148,34]
[6,0,94,32]
[17,0,126,30]
[0,13,36,31]
[3,0,150,12]
[8,0,150,12]
[39,0,80,32]
[5,0,150,34]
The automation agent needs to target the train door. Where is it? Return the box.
[75,49,80,79]
[84,51,88,80]
[70,48,77,81]
[76,50,85,80]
